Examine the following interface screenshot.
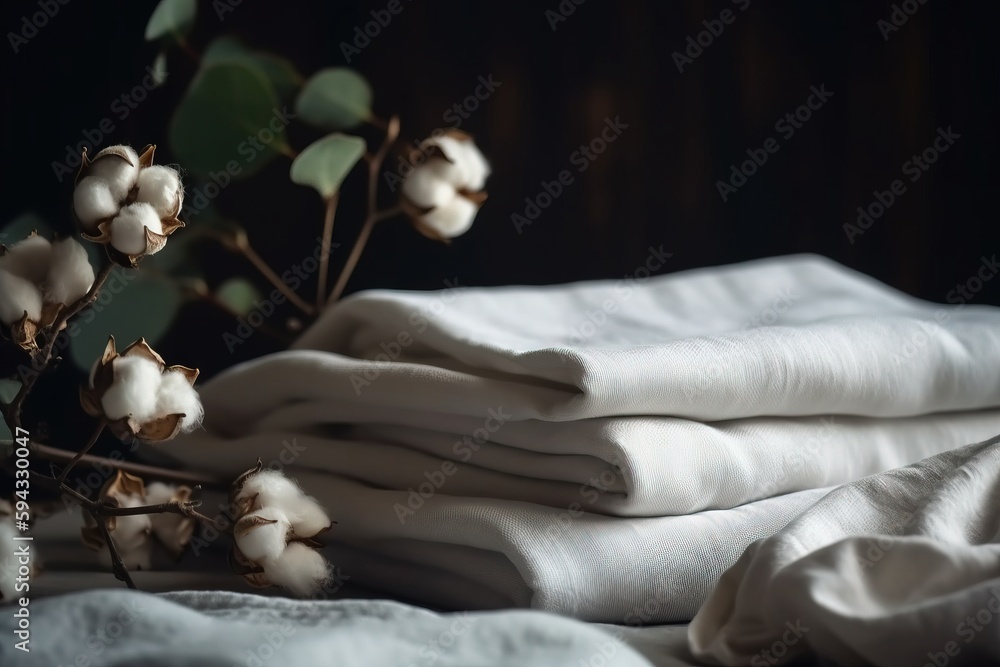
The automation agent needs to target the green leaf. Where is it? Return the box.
[295,68,372,130]
[1,213,52,246]
[151,51,169,87]
[0,380,20,404]
[69,272,182,372]
[145,0,197,41]
[290,134,366,199]
[216,278,262,315]
[170,62,288,181]
[204,37,303,101]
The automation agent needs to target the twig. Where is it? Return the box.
[31,442,227,488]
[56,420,105,484]
[327,115,401,305]
[316,194,339,310]
[5,263,115,431]
[89,506,136,589]
[238,242,316,316]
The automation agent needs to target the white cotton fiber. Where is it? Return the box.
[402,161,458,209]
[261,541,331,597]
[89,146,140,202]
[135,165,183,218]
[457,140,490,191]
[45,238,95,306]
[421,196,478,239]
[284,496,332,538]
[73,177,120,231]
[234,507,289,563]
[0,269,43,326]
[109,203,163,256]
[155,369,203,432]
[145,481,191,555]
[237,469,304,509]
[100,356,163,423]
[0,235,52,284]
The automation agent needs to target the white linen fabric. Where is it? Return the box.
[162,254,1000,623]
[688,436,1000,667]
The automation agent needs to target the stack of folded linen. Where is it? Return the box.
[165,254,1000,623]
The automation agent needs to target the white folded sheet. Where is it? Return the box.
[688,436,1000,667]
[162,254,1000,622]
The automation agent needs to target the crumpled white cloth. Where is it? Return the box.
[688,436,1000,667]
[162,254,1000,622]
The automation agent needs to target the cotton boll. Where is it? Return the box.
[155,370,203,433]
[45,238,95,306]
[0,235,52,284]
[402,161,458,209]
[234,507,289,563]
[74,177,120,231]
[284,496,332,538]
[135,166,183,218]
[262,542,331,597]
[89,146,140,202]
[0,269,43,326]
[100,356,163,423]
[421,196,478,239]
[237,470,305,510]
[109,203,163,256]
[457,140,490,191]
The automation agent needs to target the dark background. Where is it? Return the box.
[1,0,998,397]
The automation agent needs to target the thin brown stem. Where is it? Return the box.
[89,507,136,589]
[327,115,400,306]
[32,442,227,488]
[239,243,316,316]
[5,263,115,432]
[57,420,105,484]
[98,500,215,526]
[316,194,339,310]
[175,36,200,64]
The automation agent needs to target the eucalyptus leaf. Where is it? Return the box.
[290,134,366,199]
[0,380,20,404]
[1,213,52,246]
[204,37,303,101]
[216,278,262,315]
[170,62,289,181]
[152,51,169,87]
[295,68,373,130]
[145,0,197,42]
[69,273,182,372]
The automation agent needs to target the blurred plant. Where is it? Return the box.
[0,0,492,599]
